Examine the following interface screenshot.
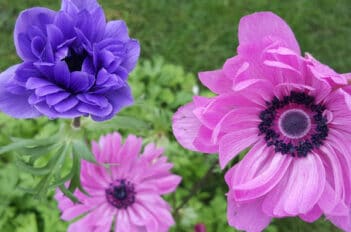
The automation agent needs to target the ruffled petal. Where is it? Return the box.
[238,12,300,54]
[228,144,292,201]
[14,7,55,60]
[198,69,232,94]
[172,101,217,153]
[61,0,100,14]
[218,129,258,168]
[262,154,325,216]
[0,65,41,118]
[227,193,271,232]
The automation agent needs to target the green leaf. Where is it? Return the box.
[58,184,79,203]
[0,135,58,155]
[15,159,52,176]
[72,139,96,163]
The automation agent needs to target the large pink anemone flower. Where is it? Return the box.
[55,132,181,232]
[173,12,351,231]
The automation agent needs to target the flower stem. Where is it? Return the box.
[174,159,217,215]
[72,117,81,129]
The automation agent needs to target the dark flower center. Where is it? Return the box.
[62,48,88,72]
[279,109,310,139]
[105,179,135,209]
[258,91,329,157]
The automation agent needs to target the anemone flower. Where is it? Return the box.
[173,12,351,232]
[0,0,140,121]
[55,132,181,231]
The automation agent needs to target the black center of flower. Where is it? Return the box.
[258,91,329,157]
[105,179,135,209]
[62,48,88,72]
[113,185,127,200]
[279,110,310,138]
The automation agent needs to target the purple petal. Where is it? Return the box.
[34,62,55,82]
[122,40,140,72]
[69,72,94,93]
[35,85,63,96]
[54,96,79,112]
[14,7,55,60]
[30,36,45,58]
[15,62,41,83]
[46,24,64,49]
[96,68,124,89]
[81,57,95,74]
[0,65,41,118]
[26,77,53,89]
[54,11,75,38]
[91,86,133,121]
[41,41,55,62]
[77,102,112,117]
[54,62,71,89]
[77,93,108,107]
[61,0,100,14]
[104,20,130,42]
[35,101,81,118]
[46,92,71,106]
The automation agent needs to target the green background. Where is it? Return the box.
[0,0,350,231]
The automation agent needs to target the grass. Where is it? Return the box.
[1,0,351,74]
[0,0,350,231]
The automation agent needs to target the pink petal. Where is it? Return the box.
[232,146,292,201]
[299,205,322,223]
[327,212,351,232]
[227,193,271,232]
[114,210,137,232]
[212,107,260,144]
[130,203,159,231]
[61,204,90,221]
[172,101,217,153]
[198,69,232,94]
[152,174,182,194]
[318,182,349,216]
[262,154,326,216]
[238,12,300,54]
[218,128,258,168]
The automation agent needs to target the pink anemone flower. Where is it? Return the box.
[173,12,351,232]
[55,132,181,232]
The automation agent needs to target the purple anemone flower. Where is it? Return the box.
[0,0,140,121]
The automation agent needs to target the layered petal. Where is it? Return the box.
[238,12,300,54]
[227,193,271,232]
[0,65,41,118]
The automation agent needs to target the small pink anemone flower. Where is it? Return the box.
[55,132,181,232]
[173,12,351,231]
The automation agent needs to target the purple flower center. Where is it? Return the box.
[62,48,88,72]
[278,109,311,139]
[105,179,135,209]
[258,91,329,157]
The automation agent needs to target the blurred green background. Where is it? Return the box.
[0,0,350,231]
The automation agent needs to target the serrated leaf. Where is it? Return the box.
[72,139,96,163]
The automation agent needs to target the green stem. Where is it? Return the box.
[72,117,81,129]
[174,159,217,216]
